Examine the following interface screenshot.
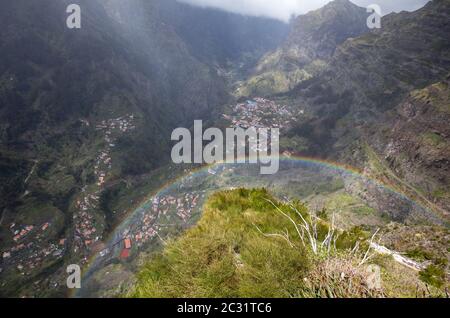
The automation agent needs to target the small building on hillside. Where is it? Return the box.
[120,249,130,259]
[120,238,133,259]
[124,238,132,249]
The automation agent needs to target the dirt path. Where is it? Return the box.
[24,160,39,185]
[0,208,5,226]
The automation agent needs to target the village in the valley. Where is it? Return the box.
[222,97,301,130]
[103,190,206,261]
[221,97,303,155]
[1,114,138,278]
[94,99,300,262]
[1,221,67,281]
[1,98,302,281]
[72,114,137,260]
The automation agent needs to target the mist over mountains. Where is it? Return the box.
[179,0,431,21]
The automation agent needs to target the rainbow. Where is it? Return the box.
[73,155,442,297]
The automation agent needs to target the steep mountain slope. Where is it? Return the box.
[236,0,368,97]
[101,0,289,67]
[365,76,450,218]
[156,1,289,66]
[0,0,287,297]
[281,0,450,221]
[286,0,450,152]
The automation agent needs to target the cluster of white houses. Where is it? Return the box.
[73,114,136,255]
[2,221,66,276]
[112,192,204,260]
[224,98,296,130]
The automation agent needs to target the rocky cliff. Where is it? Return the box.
[236,0,368,97]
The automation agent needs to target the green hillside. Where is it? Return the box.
[129,189,447,298]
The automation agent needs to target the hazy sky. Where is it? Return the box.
[178,0,431,22]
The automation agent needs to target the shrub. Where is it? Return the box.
[419,265,446,288]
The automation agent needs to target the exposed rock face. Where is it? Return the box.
[236,0,369,97]
[327,0,450,114]
[341,1,450,220]
[285,0,368,62]
[287,0,450,153]
[371,77,450,217]
[0,0,448,298]
[274,1,450,222]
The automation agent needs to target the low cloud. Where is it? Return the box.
[178,0,430,22]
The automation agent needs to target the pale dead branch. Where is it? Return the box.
[253,224,295,248]
[359,229,380,266]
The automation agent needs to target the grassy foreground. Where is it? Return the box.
[128,189,444,298]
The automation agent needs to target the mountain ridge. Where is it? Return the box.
[235,0,369,97]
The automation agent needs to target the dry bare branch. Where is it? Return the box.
[359,229,380,266]
[265,199,306,247]
[253,224,295,248]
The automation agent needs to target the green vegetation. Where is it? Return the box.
[129,189,384,298]
[431,188,449,200]
[421,132,446,147]
[419,265,446,288]
[307,190,385,230]
[280,136,310,153]
[405,248,434,262]
[236,69,312,97]
[236,57,329,98]
[411,82,450,114]
[130,189,309,297]
[281,178,345,199]
[432,189,450,199]
[363,143,447,222]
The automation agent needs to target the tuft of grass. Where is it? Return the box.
[419,265,446,289]
[299,254,384,298]
[431,188,449,200]
[335,226,370,251]
[405,248,434,262]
